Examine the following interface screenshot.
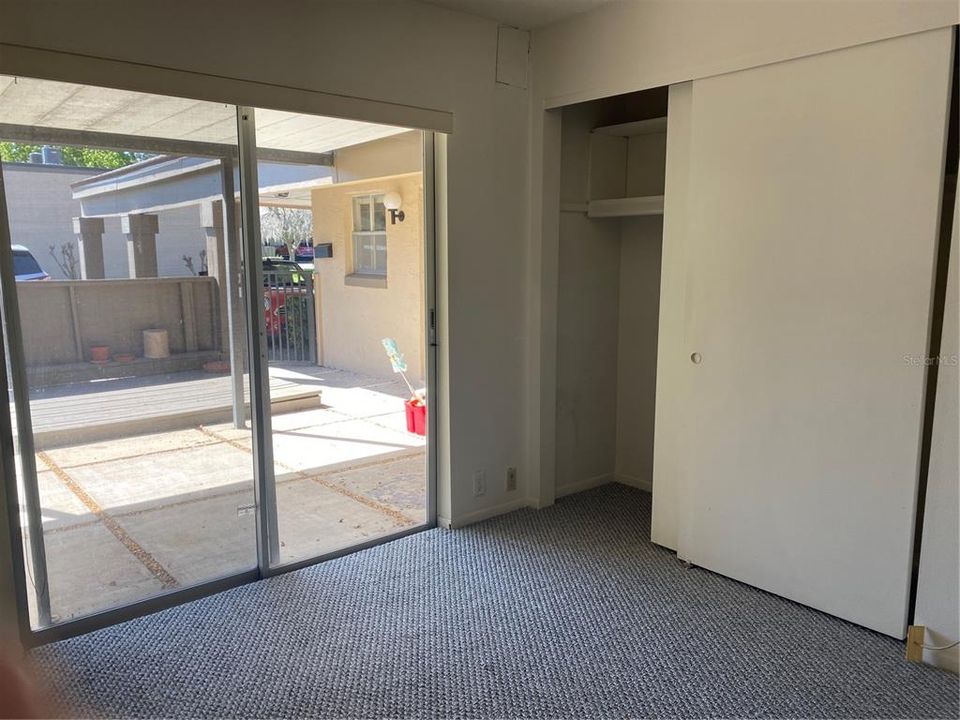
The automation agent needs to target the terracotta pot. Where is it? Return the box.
[113,353,136,364]
[89,345,110,364]
[202,360,230,374]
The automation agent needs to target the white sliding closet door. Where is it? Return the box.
[675,28,953,638]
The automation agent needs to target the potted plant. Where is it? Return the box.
[89,344,110,364]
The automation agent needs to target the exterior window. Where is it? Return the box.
[352,194,387,276]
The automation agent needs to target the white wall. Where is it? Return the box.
[533,0,958,108]
[614,216,661,491]
[915,182,959,672]
[555,209,620,495]
[613,120,666,492]
[0,0,531,526]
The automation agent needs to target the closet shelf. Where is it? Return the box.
[592,117,667,137]
[587,195,664,218]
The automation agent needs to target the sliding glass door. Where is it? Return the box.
[0,76,257,630]
[0,77,436,640]
[247,108,432,568]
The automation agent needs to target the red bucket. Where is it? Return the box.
[404,399,426,436]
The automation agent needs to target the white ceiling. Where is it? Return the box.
[0,75,408,155]
[426,0,613,29]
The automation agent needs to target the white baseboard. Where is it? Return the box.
[614,473,652,493]
[437,473,651,529]
[440,497,531,529]
[555,473,613,498]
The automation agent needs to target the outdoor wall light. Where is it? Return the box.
[384,191,405,224]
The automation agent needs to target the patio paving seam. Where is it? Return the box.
[49,433,225,471]
[266,405,429,448]
[111,485,251,520]
[43,447,423,530]
[196,426,420,528]
[36,451,180,590]
[266,408,402,433]
[46,518,102,534]
[319,406,423,433]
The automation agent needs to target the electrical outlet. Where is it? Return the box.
[506,467,517,492]
[473,470,486,497]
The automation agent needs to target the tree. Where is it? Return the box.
[0,142,147,169]
[260,207,312,257]
[48,242,80,280]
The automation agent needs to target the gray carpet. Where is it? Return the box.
[30,484,960,719]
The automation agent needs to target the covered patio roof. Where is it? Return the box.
[0,74,415,214]
[0,75,408,155]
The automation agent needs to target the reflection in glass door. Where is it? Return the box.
[247,108,432,567]
[0,76,256,629]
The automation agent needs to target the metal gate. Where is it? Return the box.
[262,264,316,363]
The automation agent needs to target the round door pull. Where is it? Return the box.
[690,352,702,364]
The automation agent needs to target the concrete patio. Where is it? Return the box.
[19,365,427,627]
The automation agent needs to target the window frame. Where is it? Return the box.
[350,194,388,278]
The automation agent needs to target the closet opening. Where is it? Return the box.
[554,86,667,500]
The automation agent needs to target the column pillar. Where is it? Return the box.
[201,200,229,352]
[72,216,105,279]
[121,213,159,278]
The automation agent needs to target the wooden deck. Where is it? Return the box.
[16,368,323,449]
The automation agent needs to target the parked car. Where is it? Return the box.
[12,245,49,281]
[294,241,314,263]
[262,258,307,337]
[271,242,314,263]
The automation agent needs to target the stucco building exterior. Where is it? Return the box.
[312,131,424,384]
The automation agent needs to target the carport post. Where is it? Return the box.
[237,107,281,568]
[73,216,105,280]
[121,213,159,278]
